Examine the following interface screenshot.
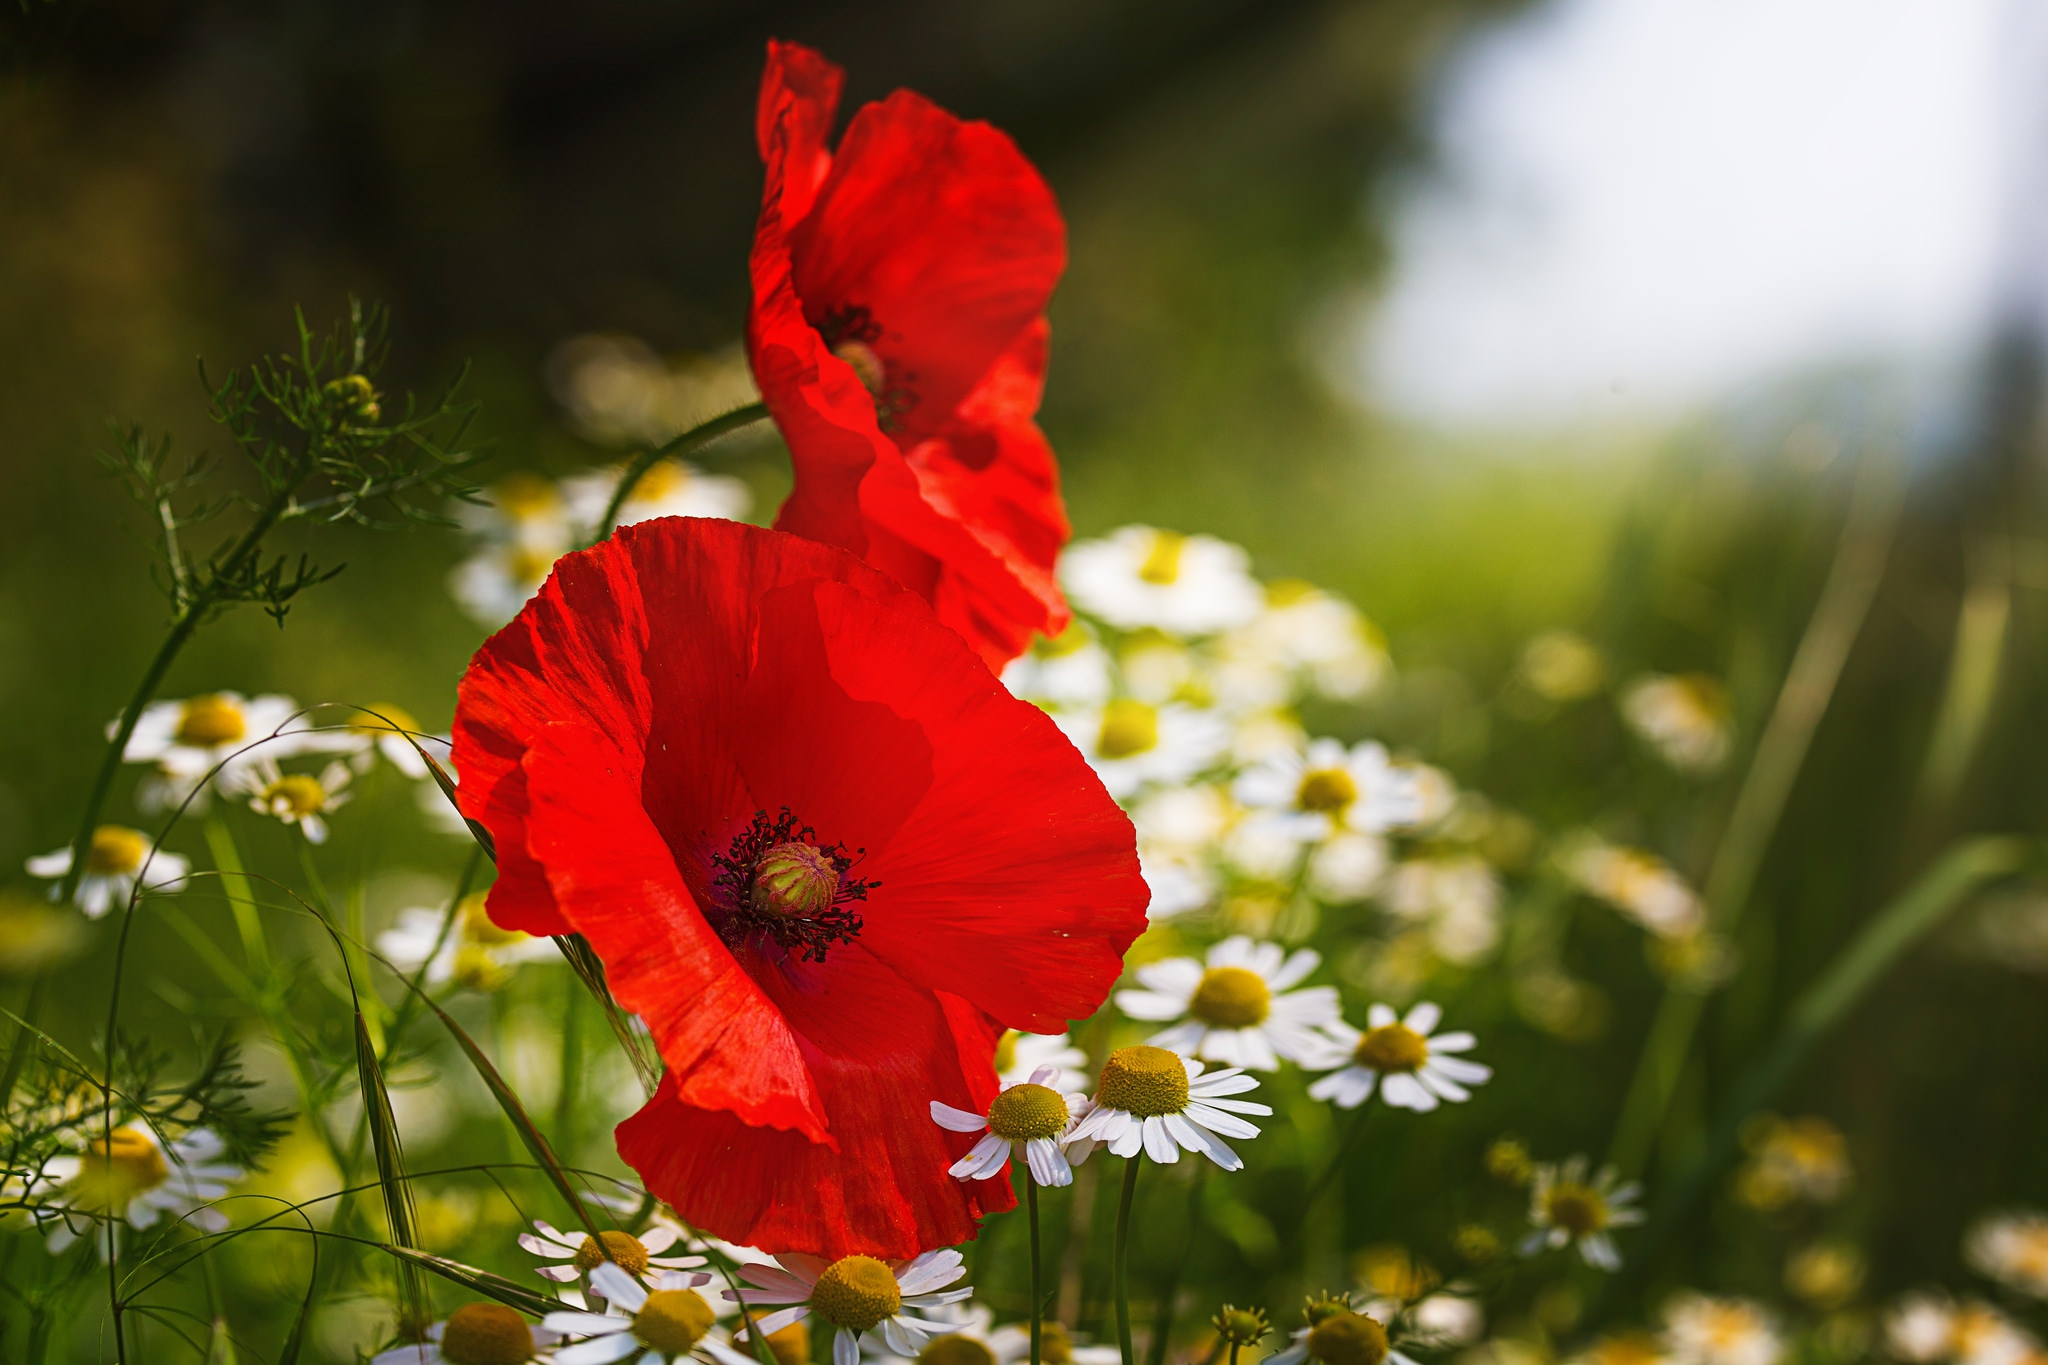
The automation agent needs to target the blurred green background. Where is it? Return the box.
[6,0,2048,1360]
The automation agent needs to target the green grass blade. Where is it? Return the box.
[354,1009,425,1328]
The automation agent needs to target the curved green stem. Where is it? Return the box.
[593,401,769,542]
[1113,1157,1141,1365]
[1027,1176,1044,1365]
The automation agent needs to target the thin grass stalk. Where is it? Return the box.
[593,401,769,542]
[1114,1157,1141,1365]
[1144,1170,1204,1365]
[1608,453,1901,1175]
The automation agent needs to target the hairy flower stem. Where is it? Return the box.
[1028,1175,1044,1365]
[1114,1156,1141,1365]
[593,400,769,542]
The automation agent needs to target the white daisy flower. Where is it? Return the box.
[560,459,752,537]
[1060,528,1264,636]
[318,705,437,779]
[1968,1210,2048,1299]
[997,1032,1091,1093]
[1563,837,1704,940]
[1305,1003,1492,1112]
[119,692,314,808]
[1661,1294,1782,1365]
[226,756,353,843]
[1116,936,1341,1071]
[461,470,574,550]
[43,1125,242,1259]
[1308,833,1390,904]
[1131,785,1229,920]
[547,1264,754,1365]
[1213,583,1389,707]
[452,540,566,628]
[1064,1045,1271,1171]
[1052,700,1229,799]
[371,1303,562,1365]
[1002,626,1115,707]
[1621,674,1733,774]
[727,1248,974,1365]
[379,894,560,991]
[520,1219,710,1290]
[1381,857,1503,965]
[1233,739,1424,846]
[931,1064,1090,1188]
[1265,1299,1418,1365]
[1520,1157,1644,1271]
[26,825,189,918]
[1519,631,1606,703]
[859,1303,1120,1365]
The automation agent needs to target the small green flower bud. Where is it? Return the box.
[1210,1305,1270,1347]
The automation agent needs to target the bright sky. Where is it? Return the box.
[1348,0,2035,428]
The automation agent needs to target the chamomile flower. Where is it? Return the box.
[1003,625,1115,707]
[227,756,353,843]
[42,1125,242,1259]
[1053,700,1230,799]
[1734,1116,1850,1209]
[519,1220,710,1290]
[1060,527,1264,636]
[931,1064,1089,1187]
[560,459,751,537]
[548,1265,754,1365]
[1661,1294,1782,1365]
[1519,631,1606,703]
[728,1248,974,1365]
[1116,936,1341,1070]
[371,1303,562,1364]
[1522,1157,1644,1271]
[996,1031,1091,1092]
[379,893,559,991]
[120,692,312,808]
[1234,739,1424,846]
[1265,1296,1417,1365]
[1309,833,1391,904]
[1305,1003,1491,1112]
[1968,1210,2048,1299]
[452,540,568,627]
[1563,838,1704,940]
[1381,856,1503,965]
[1213,582,1389,707]
[1885,1295,2037,1365]
[1131,785,1230,919]
[1064,1045,1271,1171]
[1622,674,1732,775]
[329,705,437,778]
[26,825,189,918]
[858,1303,1121,1365]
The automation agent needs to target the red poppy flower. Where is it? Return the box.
[749,39,1072,673]
[453,517,1146,1257]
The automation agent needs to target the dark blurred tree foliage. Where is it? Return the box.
[7,0,2048,1332]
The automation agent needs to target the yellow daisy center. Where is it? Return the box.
[349,704,419,737]
[811,1255,902,1330]
[1039,1324,1077,1365]
[1096,700,1159,759]
[85,826,150,877]
[438,1303,536,1365]
[494,472,560,520]
[993,1030,1020,1075]
[175,694,246,747]
[1296,767,1358,814]
[262,774,329,819]
[1307,1312,1389,1365]
[1353,1024,1428,1074]
[1038,626,1091,659]
[1189,967,1272,1028]
[633,460,688,503]
[735,1320,812,1365]
[72,1126,169,1213]
[987,1083,1071,1141]
[921,1336,998,1365]
[1302,1294,1352,1328]
[750,842,840,920]
[509,545,559,586]
[451,945,511,992]
[1138,531,1187,585]
[1096,1045,1191,1118]
[460,892,529,949]
[573,1229,650,1275]
[1544,1181,1610,1236]
[634,1288,715,1353]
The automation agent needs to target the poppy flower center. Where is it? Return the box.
[1544,1182,1609,1236]
[1137,531,1187,585]
[1096,1045,1190,1117]
[922,1336,998,1365]
[635,1288,716,1353]
[439,1302,536,1365]
[73,1127,169,1212]
[711,809,876,963]
[1296,768,1358,814]
[987,1083,1071,1140]
[175,694,247,747]
[573,1229,650,1275]
[1189,967,1271,1028]
[86,826,149,876]
[1096,700,1159,759]
[817,303,917,430]
[811,1254,901,1330]
[260,774,330,819]
[1353,1023,1428,1074]
[1307,1312,1389,1365]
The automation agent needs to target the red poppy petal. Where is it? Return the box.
[756,40,842,228]
[616,981,1014,1259]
